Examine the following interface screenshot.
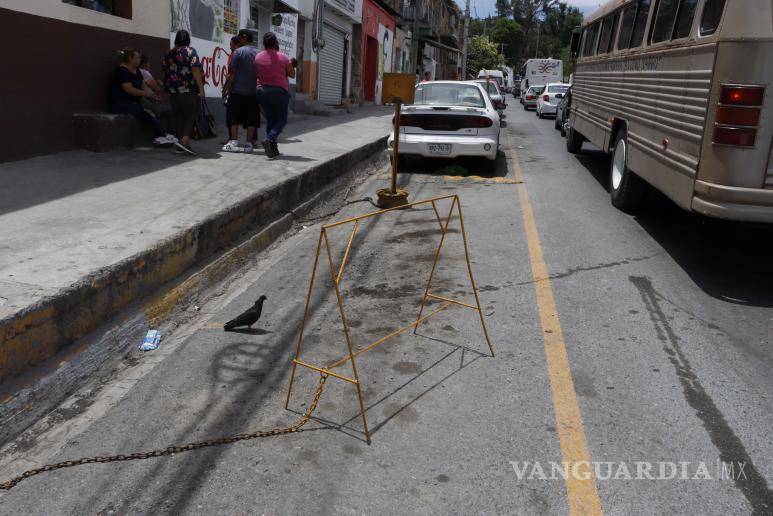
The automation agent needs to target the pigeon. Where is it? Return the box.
[224,295,267,331]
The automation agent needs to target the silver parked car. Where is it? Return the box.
[522,85,544,110]
[387,81,500,171]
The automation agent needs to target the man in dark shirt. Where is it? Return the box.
[222,29,259,152]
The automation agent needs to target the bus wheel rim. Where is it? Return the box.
[612,139,625,190]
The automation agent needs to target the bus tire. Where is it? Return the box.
[554,116,561,130]
[610,129,647,211]
[566,126,583,154]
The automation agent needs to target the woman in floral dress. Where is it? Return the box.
[163,30,205,155]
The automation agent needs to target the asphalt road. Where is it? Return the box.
[0,102,771,515]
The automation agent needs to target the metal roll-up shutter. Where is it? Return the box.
[318,24,346,104]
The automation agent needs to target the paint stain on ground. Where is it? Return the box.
[343,444,363,456]
[441,325,457,332]
[393,361,422,375]
[436,474,450,482]
[383,402,420,424]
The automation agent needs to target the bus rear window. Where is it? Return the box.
[630,0,651,47]
[617,2,638,50]
[673,0,698,39]
[651,0,679,43]
[700,0,725,36]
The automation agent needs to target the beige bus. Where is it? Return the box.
[567,0,772,222]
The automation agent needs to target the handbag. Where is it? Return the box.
[193,98,218,139]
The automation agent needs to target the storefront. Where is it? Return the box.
[360,0,395,104]
[316,0,362,104]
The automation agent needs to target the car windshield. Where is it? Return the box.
[547,85,570,94]
[413,83,486,108]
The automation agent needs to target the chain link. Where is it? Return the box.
[0,374,328,492]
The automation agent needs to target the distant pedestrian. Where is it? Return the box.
[163,30,205,155]
[222,29,260,153]
[110,48,168,145]
[421,71,432,83]
[254,32,296,159]
[222,35,239,144]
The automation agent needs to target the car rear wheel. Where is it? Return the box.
[566,125,583,154]
[609,129,647,211]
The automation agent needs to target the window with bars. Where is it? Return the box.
[62,0,132,19]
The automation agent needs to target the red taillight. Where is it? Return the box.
[716,106,760,127]
[526,95,534,100]
[713,126,757,147]
[720,85,765,106]
[465,116,493,128]
[543,95,550,102]
[400,114,418,127]
[713,84,765,147]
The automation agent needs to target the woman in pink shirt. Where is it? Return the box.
[254,32,296,159]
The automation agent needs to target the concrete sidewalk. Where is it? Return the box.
[0,107,391,384]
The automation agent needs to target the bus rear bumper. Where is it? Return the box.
[692,180,773,223]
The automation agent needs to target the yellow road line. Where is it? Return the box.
[508,134,603,515]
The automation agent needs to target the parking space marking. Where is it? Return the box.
[507,133,603,516]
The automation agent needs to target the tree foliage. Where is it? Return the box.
[466,36,505,76]
[467,0,582,72]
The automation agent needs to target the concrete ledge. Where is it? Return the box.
[73,113,154,152]
[0,136,387,385]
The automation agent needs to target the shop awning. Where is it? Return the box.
[420,37,461,54]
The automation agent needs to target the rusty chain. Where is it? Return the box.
[0,374,327,492]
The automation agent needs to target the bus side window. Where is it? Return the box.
[651,0,679,43]
[630,0,652,48]
[597,15,613,54]
[673,0,699,39]
[700,0,725,36]
[618,2,638,50]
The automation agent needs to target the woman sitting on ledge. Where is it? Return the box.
[110,47,171,145]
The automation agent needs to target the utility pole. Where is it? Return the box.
[409,0,421,76]
[534,22,541,57]
[461,0,470,79]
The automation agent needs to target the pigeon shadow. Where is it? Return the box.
[223,328,273,335]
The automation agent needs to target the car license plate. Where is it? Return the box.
[428,143,451,155]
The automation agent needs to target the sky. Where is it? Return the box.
[463,0,604,19]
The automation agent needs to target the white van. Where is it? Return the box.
[477,69,504,90]
[519,59,563,99]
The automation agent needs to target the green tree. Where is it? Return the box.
[489,18,524,66]
[466,36,504,77]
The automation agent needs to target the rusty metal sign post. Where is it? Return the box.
[377,73,417,208]
[285,194,494,444]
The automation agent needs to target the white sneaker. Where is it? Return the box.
[222,140,241,152]
[243,142,254,153]
[165,134,178,144]
[153,136,168,145]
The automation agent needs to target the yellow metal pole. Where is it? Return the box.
[455,196,495,356]
[391,100,401,194]
[323,229,372,444]
[414,197,457,333]
[286,229,325,409]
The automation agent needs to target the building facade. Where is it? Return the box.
[1,0,170,162]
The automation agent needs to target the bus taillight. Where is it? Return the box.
[719,85,765,106]
[715,106,760,127]
[713,84,765,147]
